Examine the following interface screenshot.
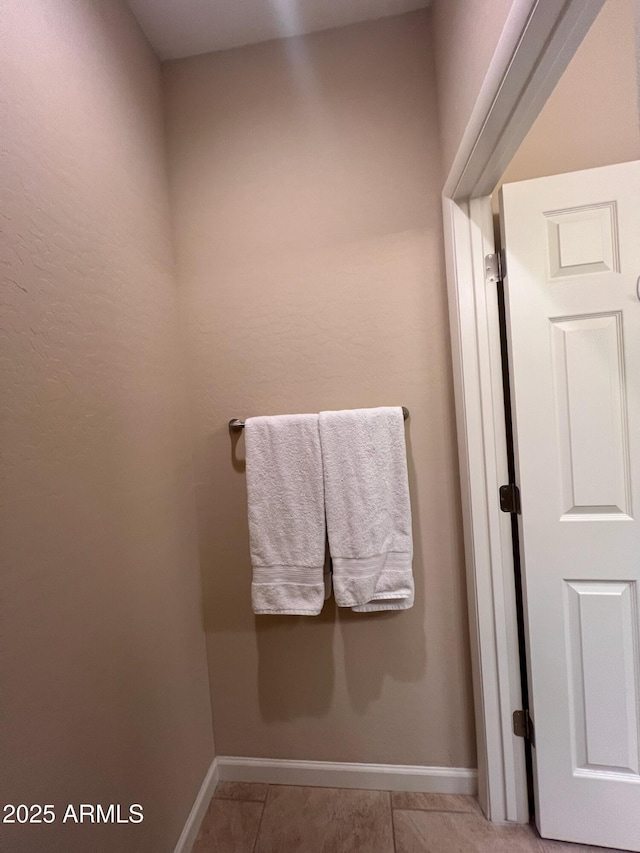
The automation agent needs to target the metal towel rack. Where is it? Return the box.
[229,406,410,431]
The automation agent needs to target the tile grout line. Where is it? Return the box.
[216,797,266,803]
[390,807,478,815]
[250,784,270,853]
[389,791,397,853]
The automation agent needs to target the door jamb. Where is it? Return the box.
[443,0,605,824]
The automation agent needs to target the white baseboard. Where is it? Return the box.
[217,756,478,795]
[175,755,478,852]
[173,757,219,853]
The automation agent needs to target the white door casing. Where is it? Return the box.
[500,161,640,849]
[441,0,605,824]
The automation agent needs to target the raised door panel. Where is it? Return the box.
[565,581,640,776]
[550,313,631,520]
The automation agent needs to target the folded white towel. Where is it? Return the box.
[319,406,414,612]
[245,414,326,616]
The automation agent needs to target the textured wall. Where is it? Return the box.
[636,0,640,120]
[0,2,214,851]
[432,0,515,179]
[499,0,640,189]
[164,11,476,768]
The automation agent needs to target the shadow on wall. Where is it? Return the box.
[196,421,426,722]
[255,596,336,722]
[337,427,427,715]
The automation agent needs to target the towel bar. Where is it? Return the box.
[228,406,409,431]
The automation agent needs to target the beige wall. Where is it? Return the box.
[0,2,214,851]
[432,0,516,179]
[499,0,640,189]
[164,10,476,768]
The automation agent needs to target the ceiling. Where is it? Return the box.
[128,0,431,61]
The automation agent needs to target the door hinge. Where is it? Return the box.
[513,709,535,746]
[499,483,521,514]
[484,250,505,284]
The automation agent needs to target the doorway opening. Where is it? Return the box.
[441,0,629,829]
[478,0,640,832]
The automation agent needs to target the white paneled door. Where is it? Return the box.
[500,161,640,850]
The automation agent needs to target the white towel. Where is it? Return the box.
[245,414,326,615]
[319,406,414,612]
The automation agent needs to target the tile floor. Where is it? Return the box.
[193,782,628,853]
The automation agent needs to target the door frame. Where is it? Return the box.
[443,0,606,824]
